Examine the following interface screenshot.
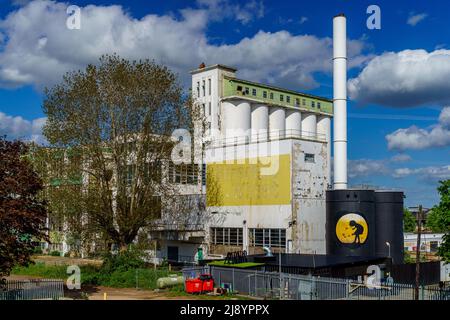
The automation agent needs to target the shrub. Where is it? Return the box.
[100,248,146,273]
[50,251,61,257]
[33,247,43,255]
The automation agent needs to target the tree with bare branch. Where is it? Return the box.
[41,54,199,251]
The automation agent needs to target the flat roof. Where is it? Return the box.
[224,76,332,103]
[190,64,237,75]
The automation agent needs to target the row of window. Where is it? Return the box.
[237,85,321,109]
[211,227,244,246]
[211,228,287,248]
[122,162,203,186]
[168,163,200,185]
[197,78,212,97]
[249,228,286,248]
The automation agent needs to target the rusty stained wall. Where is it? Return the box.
[202,139,329,256]
[291,139,328,254]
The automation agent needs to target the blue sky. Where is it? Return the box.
[0,0,449,207]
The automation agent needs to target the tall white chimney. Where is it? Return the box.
[333,14,348,190]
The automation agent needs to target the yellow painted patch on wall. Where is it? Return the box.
[206,154,291,206]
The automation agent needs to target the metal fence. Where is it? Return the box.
[0,279,64,300]
[182,266,449,300]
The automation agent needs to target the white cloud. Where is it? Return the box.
[0,111,47,144]
[0,0,369,90]
[393,165,450,182]
[348,49,450,107]
[407,13,428,26]
[390,154,411,162]
[348,159,389,178]
[386,107,450,151]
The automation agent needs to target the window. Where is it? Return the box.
[252,88,257,96]
[202,80,206,96]
[249,228,286,248]
[311,101,315,108]
[208,78,211,95]
[270,92,274,99]
[305,153,315,163]
[430,241,439,252]
[203,103,206,116]
[317,102,321,109]
[302,99,306,106]
[211,228,243,246]
[295,98,300,106]
[201,163,206,186]
[197,82,200,97]
[263,91,267,98]
[237,85,243,92]
[208,102,211,116]
[168,163,199,185]
[280,94,284,102]
[286,96,291,103]
[244,87,250,95]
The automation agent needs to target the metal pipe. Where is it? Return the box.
[333,13,348,190]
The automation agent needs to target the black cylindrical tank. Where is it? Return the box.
[374,191,404,264]
[326,190,376,257]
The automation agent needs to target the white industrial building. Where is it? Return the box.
[155,62,334,262]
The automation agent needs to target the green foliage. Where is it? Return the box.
[0,138,48,277]
[403,208,416,232]
[403,251,426,264]
[208,261,264,268]
[50,251,61,257]
[100,249,147,274]
[438,233,450,263]
[404,251,414,264]
[12,261,180,290]
[40,54,195,249]
[33,247,43,255]
[430,180,450,262]
[12,262,67,279]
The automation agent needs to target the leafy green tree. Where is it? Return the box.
[403,208,416,232]
[40,54,199,251]
[0,138,48,277]
[429,180,450,262]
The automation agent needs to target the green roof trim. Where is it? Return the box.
[223,76,333,115]
[208,260,265,268]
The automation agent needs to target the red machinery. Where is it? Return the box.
[185,274,214,294]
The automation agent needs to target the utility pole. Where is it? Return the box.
[414,205,422,300]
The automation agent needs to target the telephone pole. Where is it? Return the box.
[414,205,422,300]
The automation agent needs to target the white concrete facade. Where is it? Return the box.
[158,64,333,261]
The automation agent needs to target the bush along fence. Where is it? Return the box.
[0,279,64,300]
[182,266,450,300]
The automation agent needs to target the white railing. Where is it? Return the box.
[207,129,327,148]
